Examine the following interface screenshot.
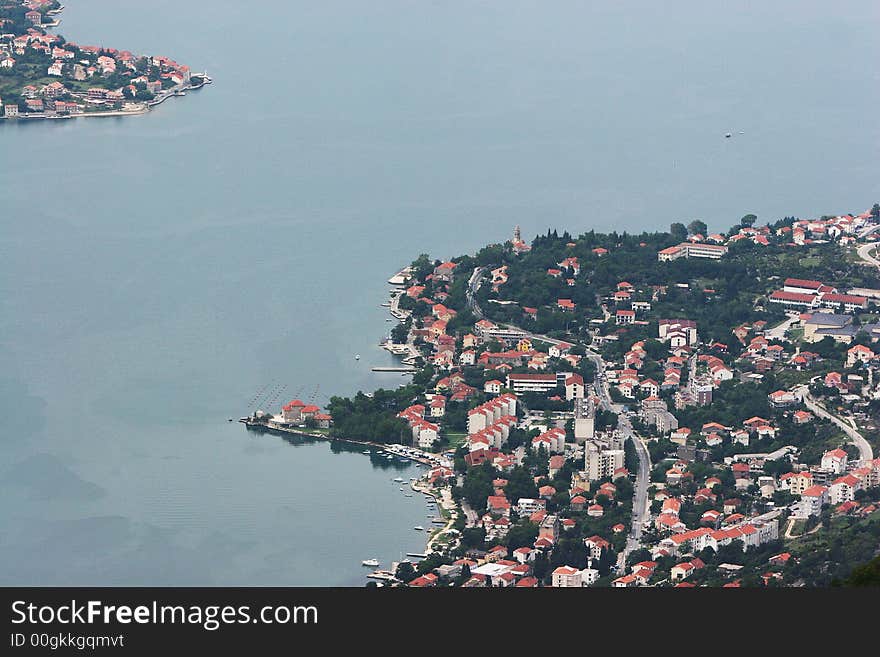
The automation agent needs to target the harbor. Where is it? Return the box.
[239,416,451,469]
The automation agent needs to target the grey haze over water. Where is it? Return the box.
[1,0,877,585]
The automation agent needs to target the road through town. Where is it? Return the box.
[467,267,651,562]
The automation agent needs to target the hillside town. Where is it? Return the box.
[0,0,206,118]
[278,203,880,588]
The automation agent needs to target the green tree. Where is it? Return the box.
[503,466,539,502]
[845,555,880,586]
[396,561,416,583]
[670,222,688,242]
[506,523,539,551]
[740,214,757,228]
[688,220,708,236]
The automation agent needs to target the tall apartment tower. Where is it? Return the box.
[574,397,595,443]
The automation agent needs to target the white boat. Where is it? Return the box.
[413,526,424,531]
[393,477,404,482]
[355,354,360,360]
[362,558,380,567]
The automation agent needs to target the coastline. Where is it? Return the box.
[0,78,209,122]
[243,415,449,576]
[238,263,455,574]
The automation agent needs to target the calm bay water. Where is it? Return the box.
[1,0,878,585]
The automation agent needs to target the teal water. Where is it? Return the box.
[1,0,878,585]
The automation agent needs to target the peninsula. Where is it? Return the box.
[251,205,880,588]
[0,1,208,120]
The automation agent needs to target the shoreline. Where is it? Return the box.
[239,263,452,580]
[240,417,445,466]
[243,416,447,578]
[0,79,209,122]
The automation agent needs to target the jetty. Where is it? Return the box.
[240,418,451,469]
[365,570,398,582]
[387,266,413,287]
[371,366,418,373]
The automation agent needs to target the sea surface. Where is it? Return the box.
[1,0,877,585]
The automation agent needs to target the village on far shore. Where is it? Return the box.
[0,0,208,120]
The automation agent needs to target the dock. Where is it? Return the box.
[371,366,418,373]
[366,570,398,582]
[387,266,413,287]
[240,418,450,468]
[406,552,428,559]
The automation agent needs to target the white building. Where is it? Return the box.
[584,436,625,481]
[574,397,596,443]
[552,566,583,588]
[830,474,862,505]
[516,498,547,516]
[658,319,698,345]
[506,373,560,395]
[795,485,828,518]
[565,374,585,400]
[820,448,848,474]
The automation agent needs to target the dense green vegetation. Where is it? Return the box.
[451,225,880,349]
[786,501,880,586]
[326,387,417,444]
[845,555,880,586]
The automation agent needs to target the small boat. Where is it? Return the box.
[362,450,370,455]
[724,133,732,138]
[413,526,424,531]
[393,477,404,482]
[362,558,380,567]
[404,494,413,497]
[355,354,361,360]
[399,487,404,491]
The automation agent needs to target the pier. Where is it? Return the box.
[240,418,450,468]
[387,266,413,286]
[371,366,418,373]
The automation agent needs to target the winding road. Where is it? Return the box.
[856,241,880,268]
[795,384,874,464]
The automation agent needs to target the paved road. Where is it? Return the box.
[467,266,487,319]
[466,266,651,559]
[765,314,799,341]
[587,353,651,563]
[795,385,874,464]
[857,223,880,239]
[856,241,880,267]
[425,486,460,553]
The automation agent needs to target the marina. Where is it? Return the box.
[239,418,450,468]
